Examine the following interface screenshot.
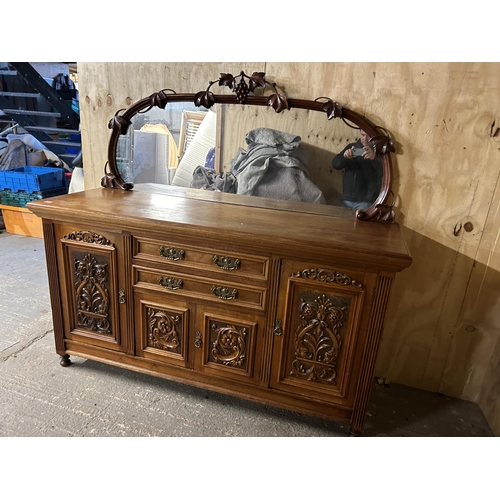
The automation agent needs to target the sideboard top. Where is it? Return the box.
[28,184,412,273]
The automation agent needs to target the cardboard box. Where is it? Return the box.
[0,204,43,238]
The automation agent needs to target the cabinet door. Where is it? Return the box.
[55,226,129,352]
[133,288,193,369]
[270,261,367,406]
[194,306,267,386]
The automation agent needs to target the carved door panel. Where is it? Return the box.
[56,226,129,352]
[270,260,367,406]
[134,289,193,369]
[194,306,267,386]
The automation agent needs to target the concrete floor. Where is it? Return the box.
[0,230,494,437]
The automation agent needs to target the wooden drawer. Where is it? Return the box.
[134,265,268,312]
[133,236,269,280]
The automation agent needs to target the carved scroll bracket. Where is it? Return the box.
[63,230,115,247]
[292,268,364,289]
[356,203,396,223]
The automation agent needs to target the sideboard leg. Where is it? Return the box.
[349,425,364,437]
[60,354,71,367]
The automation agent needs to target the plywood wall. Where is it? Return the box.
[78,62,500,435]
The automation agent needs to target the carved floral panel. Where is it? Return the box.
[207,319,251,372]
[147,306,183,354]
[287,290,351,386]
[73,252,112,335]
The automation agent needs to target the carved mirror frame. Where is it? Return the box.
[103,71,396,222]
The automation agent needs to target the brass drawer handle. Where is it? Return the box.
[211,285,238,300]
[118,289,126,304]
[159,246,185,261]
[158,276,183,290]
[213,255,241,271]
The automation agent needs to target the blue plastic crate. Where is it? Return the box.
[0,166,67,194]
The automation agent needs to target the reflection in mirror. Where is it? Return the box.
[116,102,212,185]
[218,105,368,207]
[331,129,382,211]
[116,102,382,210]
[170,106,218,188]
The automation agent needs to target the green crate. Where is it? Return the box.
[0,187,68,208]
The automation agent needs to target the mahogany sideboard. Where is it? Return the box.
[28,183,412,435]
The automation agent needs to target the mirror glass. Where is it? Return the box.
[115,101,383,211]
[116,102,210,185]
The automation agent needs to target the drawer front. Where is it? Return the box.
[133,236,269,280]
[134,266,267,311]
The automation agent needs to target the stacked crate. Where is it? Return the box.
[0,166,69,237]
[0,166,69,207]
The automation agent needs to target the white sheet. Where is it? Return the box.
[170,109,217,187]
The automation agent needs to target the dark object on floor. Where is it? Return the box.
[364,382,493,437]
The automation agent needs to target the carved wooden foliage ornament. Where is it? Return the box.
[74,253,111,335]
[147,89,176,110]
[108,112,131,134]
[357,203,396,223]
[370,134,395,154]
[195,71,289,113]
[318,98,344,120]
[291,294,347,384]
[147,307,181,353]
[293,268,364,289]
[209,321,248,369]
[64,230,114,247]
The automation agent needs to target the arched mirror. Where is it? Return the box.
[103,71,396,222]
